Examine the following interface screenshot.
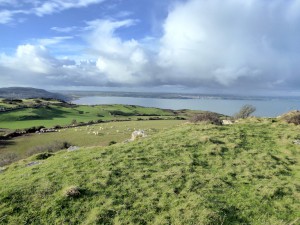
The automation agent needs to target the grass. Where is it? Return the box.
[0,118,299,224]
[0,102,188,129]
[0,120,183,165]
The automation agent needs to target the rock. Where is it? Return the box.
[293,140,300,145]
[26,161,41,167]
[222,120,234,125]
[67,146,80,152]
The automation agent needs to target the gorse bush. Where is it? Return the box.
[189,112,222,125]
[234,104,256,119]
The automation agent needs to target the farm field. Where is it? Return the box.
[0,98,196,129]
[0,120,183,166]
[0,118,299,224]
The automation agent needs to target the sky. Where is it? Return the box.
[0,0,300,96]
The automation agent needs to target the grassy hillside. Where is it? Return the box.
[0,119,299,224]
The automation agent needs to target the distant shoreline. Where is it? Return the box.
[56,90,300,101]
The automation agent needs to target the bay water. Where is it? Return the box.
[73,96,300,117]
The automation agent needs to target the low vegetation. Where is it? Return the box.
[280,110,300,125]
[234,104,256,119]
[189,112,222,125]
[0,118,299,224]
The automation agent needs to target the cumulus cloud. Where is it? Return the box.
[0,44,106,86]
[85,19,154,85]
[1,0,300,94]
[157,0,300,90]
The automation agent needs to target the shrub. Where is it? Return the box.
[234,104,256,119]
[109,141,117,146]
[24,126,45,133]
[35,152,54,160]
[71,119,77,125]
[189,112,222,125]
[64,186,81,198]
[285,114,300,125]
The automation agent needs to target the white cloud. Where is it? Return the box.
[1,44,57,74]
[0,44,107,87]
[36,36,73,46]
[51,26,78,33]
[85,19,153,85]
[2,0,300,94]
[33,0,105,16]
[156,0,300,90]
[0,10,14,24]
[0,0,106,24]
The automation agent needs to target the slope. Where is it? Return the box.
[0,119,299,224]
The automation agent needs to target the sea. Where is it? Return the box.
[72,96,300,117]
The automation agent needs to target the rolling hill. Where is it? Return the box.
[0,87,70,101]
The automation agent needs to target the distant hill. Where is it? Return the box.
[0,87,70,101]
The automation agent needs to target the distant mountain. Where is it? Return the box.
[0,87,71,101]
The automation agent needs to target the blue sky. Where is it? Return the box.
[1,0,300,96]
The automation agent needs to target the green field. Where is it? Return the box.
[0,98,201,130]
[0,118,299,224]
[0,120,183,165]
[0,104,179,129]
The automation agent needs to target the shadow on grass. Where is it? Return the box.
[20,107,70,121]
[0,140,15,148]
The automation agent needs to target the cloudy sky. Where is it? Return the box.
[0,0,300,95]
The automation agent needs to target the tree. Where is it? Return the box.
[234,104,256,119]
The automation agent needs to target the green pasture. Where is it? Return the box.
[0,120,183,165]
[0,119,299,224]
[0,103,179,129]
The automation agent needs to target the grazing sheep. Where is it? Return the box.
[130,130,147,141]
